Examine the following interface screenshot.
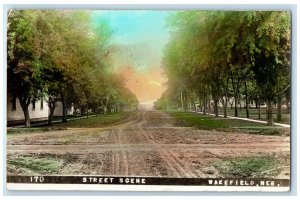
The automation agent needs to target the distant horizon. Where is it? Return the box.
[92,10,172,102]
[138,99,156,110]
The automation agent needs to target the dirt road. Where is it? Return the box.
[7,110,290,178]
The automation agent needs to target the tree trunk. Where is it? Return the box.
[266,99,274,126]
[48,108,55,125]
[24,108,30,128]
[277,94,282,122]
[231,72,240,117]
[223,75,230,118]
[258,98,261,120]
[229,99,233,109]
[198,97,202,112]
[203,98,207,115]
[234,95,238,117]
[244,80,249,118]
[180,91,184,111]
[213,97,218,117]
[80,107,84,116]
[223,97,227,118]
[183,92,188,111]
[19,96,31,128]
[104,95,110,114]
[86,105,89,118]
[61,94,68,123]
[208,99,211,114]
[48,98,56,125]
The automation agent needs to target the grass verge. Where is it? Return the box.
[51,111,138,128]
[217,107,290,125]
[7,111,138,134]
[167,111,288,135]
[7,127,66,135]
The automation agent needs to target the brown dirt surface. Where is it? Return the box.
[7,110,290,179]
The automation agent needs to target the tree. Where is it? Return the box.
[160,11,290,126]
[7,10,45,127]
[250,11,291,125]
[8,10,136,127]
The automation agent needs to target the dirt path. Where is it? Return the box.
[7,110,290,178]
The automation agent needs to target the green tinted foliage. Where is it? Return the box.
[161,11,290,116]
[7,10,138,123]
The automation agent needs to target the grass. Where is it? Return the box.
[234,126,285,135]
[7,127,66,135]
[167,111,288,135]
[217,107,290,125]
[51,111,138,128]
[7,111,137,134]
[7,156,61,173]
[214,155,280,178]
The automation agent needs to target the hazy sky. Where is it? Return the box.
[91,11,173,103]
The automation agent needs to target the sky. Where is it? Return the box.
[91,11,173,104]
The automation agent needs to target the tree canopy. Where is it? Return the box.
[7,10,138,127]
[155,11,291,125]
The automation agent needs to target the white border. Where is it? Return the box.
[6,183,290,192]
[1,0,299,199]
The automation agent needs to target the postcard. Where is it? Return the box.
[6,9,291,191]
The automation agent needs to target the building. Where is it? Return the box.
[7,93,48,126]
[7,92,74,126]
[53,103,74,117]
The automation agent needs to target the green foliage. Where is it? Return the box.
[7,10,138,126]
[160,11,291,125]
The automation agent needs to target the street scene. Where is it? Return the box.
[7,110,290,178]
[7,10,291,187]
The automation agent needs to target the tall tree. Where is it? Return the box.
[7,10,45,127]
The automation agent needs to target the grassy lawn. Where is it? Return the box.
[49,111,138,128]
[167,111,288,135]
[214,155,285,178]
[7,111,138,135]
[7,127,67,135]
[217,107,290,125]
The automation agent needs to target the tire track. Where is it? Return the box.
[137,112,193,178]
[167,150,197,178]
[117,127,129,175]
[112,130,120,175]
[96,153,104,174]
[129,113,161,176]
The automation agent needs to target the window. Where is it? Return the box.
[12,96,16,111]
[32,100,36,111]
[40,98,43,110]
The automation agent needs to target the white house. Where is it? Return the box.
[7,92,74,126]
[7,93,48,126]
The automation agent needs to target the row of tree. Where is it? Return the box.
[155,11,290,125]
[7,10,138,127]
